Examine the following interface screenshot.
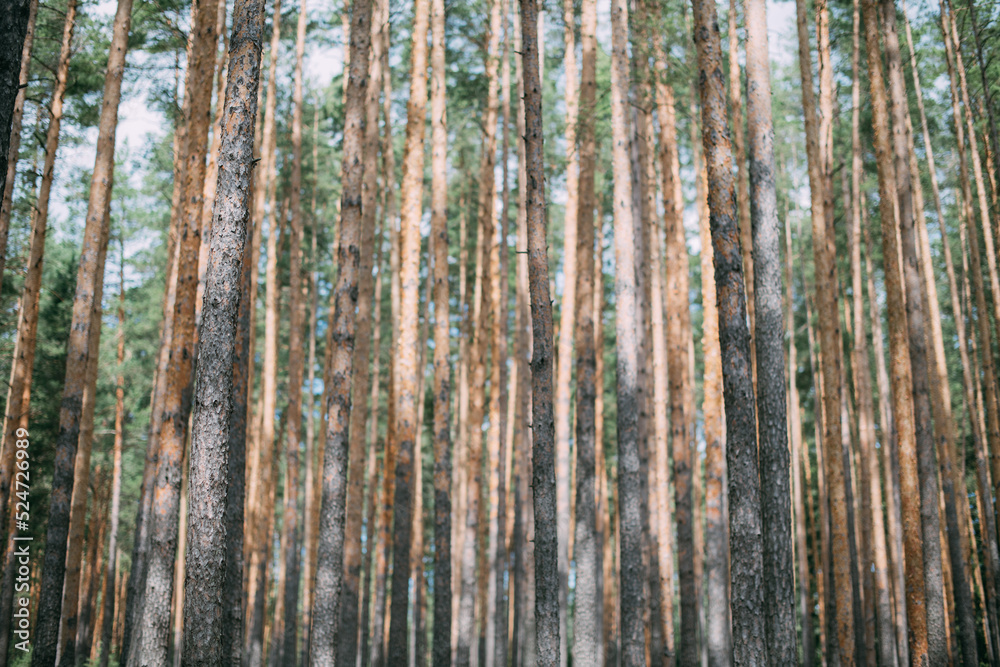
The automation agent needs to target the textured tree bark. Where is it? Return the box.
[100,247,128,667]
[848,6,895,665]
[0,0,31,221]
[554,0,578,652]
[727,0,754,373]
[859,0,932,662]
[386,0,430,656]
[877,1,956,662]
[4,3,76,662]
[429,0,451,655]
[0,0,37,300]
[307,0,373,658]
[75,468,108,663]
[129,0,220,654]
[179,0,264,656]
[690,0,767,662]
[743,0,794,659]
[608,0,644,662]
[336,4,383,664]
[570,0,598,659]
[519,0,558,661]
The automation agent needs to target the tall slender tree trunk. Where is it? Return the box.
[180,0,264,655]
[878,0,958,661]
[518,2,558,664]
[554,1,579,655]
[0,0,37,299]
[859,0,933,661]
[0,0,32,226]
[1,2,75,660]
[336,4,384,665]
[690,0,767,662]
[274,1,309,658]
[129,0,220,655]
[458,1,502,661]
[792,0,858,660]
[246,187,281,667]
[571,0,599,658]
[307,0,374,657]
[744,0,794,658]
[100,245,128,667]
[386,0,430,656]
[429,0,451,654]
[727,0,754,368]
[489,5,512,663]
[848,6,895,665]
[608,0,645,662]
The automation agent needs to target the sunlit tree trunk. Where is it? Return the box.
[386,0,430,655]
[859,0,935,661]
[554,0,578,654]
[180,0,264,654]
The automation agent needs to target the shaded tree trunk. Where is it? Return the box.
[690,0,767,662]
[306,0,374,657]
[744,0,794,658]
[0,0,37,299]
[100,245,128,667]
[520,0,559,661]
[2,2,76,660]
[571,0,599,658]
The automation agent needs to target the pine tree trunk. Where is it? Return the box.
[554,1,578,652]
[100,248,128,667]
[727,0,754,370]
[859,0,934,661]
[177,13,267,636]
[607,0,645,662]
[879,0,961,660]
[520,1,558,662]
[690,0,768,661]
[129,0,220,655]
[336,4,383,664]
[274,1,309,658]
[385,0,430,657]
[744,0,794,658]
[430,0,451,654]
[0,0,37,299]
[307,0,374,657]
[570,0,599,659]
[848,7,895,665]
[3,3,76,661]
[0,0,31,217]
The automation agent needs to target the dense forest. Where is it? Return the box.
[1,0,999,660]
